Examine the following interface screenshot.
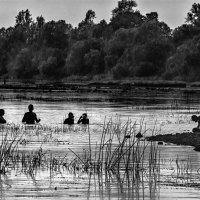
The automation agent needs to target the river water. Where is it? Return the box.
[0,89,200,199]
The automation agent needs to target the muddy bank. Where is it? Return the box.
[146,132,200,152]
[0,80,190,97]
[0,79,198,104]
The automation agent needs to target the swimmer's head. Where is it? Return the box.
[192,115,198,122]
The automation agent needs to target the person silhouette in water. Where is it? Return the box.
[0,109,6,124]
[64,112,74,125]
[77,113,89,124]
[191,115,200,132]
[22,104,41,124]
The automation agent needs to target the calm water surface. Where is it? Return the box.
[0,90,200,199]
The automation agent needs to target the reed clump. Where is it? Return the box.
[0,121,160,189]
[69,120,160,180]
[0,125,23,174]
[1,121,200,200]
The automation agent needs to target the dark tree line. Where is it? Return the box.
[1,1,200,81]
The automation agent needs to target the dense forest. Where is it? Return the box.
[1,0,200,82]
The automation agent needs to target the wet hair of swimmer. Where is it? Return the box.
[28,104,34,112]
[82,113,87,118]
[68,112,74,118]
[191,115,198,122]
[0,109,5,116]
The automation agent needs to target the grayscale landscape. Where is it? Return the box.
[1,0,200,199]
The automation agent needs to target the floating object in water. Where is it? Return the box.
[136,132,143,139]
[158,141,163,145]
[125,135,131,139]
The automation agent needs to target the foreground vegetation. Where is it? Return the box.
[0,122,159,175]
[1,1,200,81]
[0,122,161,198]
[0,122,199,189]
[0,119,199,200]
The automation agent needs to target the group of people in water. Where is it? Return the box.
[0,104,89,125]
[1,104,200,131]
[64,112,89,125]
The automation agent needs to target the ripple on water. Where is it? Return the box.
[0,91,200,199]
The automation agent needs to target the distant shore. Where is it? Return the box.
[0,79,193,91]
[1,79,200,103]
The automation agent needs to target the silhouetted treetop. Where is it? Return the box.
[15,9,32,27]
[186,3,200,26]
[112,0,137,18]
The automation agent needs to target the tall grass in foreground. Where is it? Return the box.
[0,122,200,200]
[69,119,160,180]
[0,125,23,174]
[0,121,160,178]
[0,121,161,200]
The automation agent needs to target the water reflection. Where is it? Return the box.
[0,121,160,200]
[0,122,199,199]
[0,90,200,199]
[0,164,160,200]
[88,170,159,200]
[0,100,195,136]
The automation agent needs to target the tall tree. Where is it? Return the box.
[41,20,71,49]
[110,0,143,31]
[93,20,108,38]
[78,10,96,40]
[36,16,45,29]
[15,9,32,27]
[146,12,158,22]
[14,10,34,44]
[85,9,96,24]
[186,3,200,26]
[112,0,137,18]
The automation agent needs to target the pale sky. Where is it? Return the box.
[0,0,200,29]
